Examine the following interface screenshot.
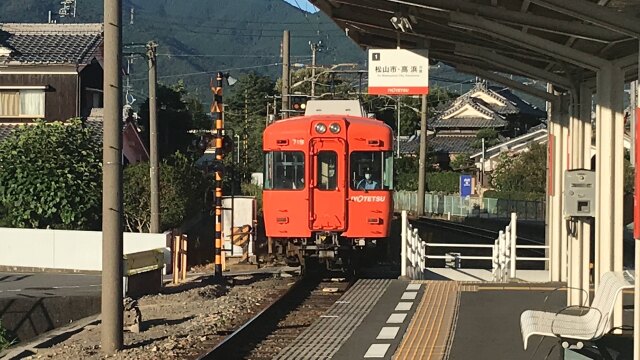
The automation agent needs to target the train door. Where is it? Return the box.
[310,138,346,231]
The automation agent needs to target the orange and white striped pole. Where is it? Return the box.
[211,72,224,278]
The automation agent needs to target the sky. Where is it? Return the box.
[283,0,319,13]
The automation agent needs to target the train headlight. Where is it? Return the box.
[329,123,341,134]
[315,123,327,134]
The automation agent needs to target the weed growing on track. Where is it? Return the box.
[0,321,15,351]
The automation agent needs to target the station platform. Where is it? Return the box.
[275,277,635,360]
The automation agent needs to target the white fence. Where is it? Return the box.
[402,212,549,281]
[0,227,172,272]
[400,211,427,279]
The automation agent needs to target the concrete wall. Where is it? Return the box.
[0,294,101,343]
[0,228,171,272]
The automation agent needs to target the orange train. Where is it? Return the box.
[262,114,394,270]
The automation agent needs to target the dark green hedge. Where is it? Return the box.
[426,171,469,194]
[482,190,545,201]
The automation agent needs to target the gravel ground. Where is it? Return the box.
[24,274,297,359]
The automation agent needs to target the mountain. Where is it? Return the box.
[0,0,547,109]
[0,0,363,102]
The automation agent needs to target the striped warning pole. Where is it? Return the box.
[210,72,224,278]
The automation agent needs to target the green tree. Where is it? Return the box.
[0,120,102,229]
[473,128,501,149]
[490,142,547,195]
[123,152,207,232]
[225,73,277,173]
[276,66,355,100]
[362,87,459,136]
[138,82,209,159]
[394,149,438,191]
[450,153,475,171]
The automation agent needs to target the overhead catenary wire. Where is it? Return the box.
[157,54,312,58]
[129,61,310,82]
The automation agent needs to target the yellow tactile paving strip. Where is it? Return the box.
[393,281,460,360]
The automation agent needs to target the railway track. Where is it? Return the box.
[197,274,353,360]
[411,217,547,269]
[411,217,543,246]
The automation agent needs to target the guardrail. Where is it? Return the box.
[420,213,549,281]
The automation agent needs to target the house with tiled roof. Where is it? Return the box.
[0,23,104,126]
[0,23,148,164]
[400,83,546,167]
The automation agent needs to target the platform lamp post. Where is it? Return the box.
[210,72,236,279]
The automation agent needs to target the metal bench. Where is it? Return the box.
[520,271,633,352]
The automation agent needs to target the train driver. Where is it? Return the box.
[356,168,378,190]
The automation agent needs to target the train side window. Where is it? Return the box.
[264,151,304,190]
[350,151,393,190]
[383,151,394,190]
[317,151,337,191]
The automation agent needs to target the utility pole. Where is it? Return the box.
[282,30,290,118]
[147,41,160,233]
[417,94,428,216]
[211,72,225,279]
[102,0,123,353]
[309,40,322,97]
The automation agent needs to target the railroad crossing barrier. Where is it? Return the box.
[122,248,164,297]
[401,210,427,279]
[420,213,549,282]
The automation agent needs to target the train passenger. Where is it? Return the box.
[356,168,378,190]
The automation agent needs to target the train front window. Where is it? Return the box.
[350,151,393,190]
[264,151,304,190]
[317,151,337,191]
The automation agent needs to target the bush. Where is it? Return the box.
[123,152,207,232]
[427,171,467,194]
[491,143,546,194]
[0,119,102,230]
[482,190,544,201]
[395,157,420,191]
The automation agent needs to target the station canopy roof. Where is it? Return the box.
[310,0,640,91]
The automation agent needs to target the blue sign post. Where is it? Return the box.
[460,175,473,197]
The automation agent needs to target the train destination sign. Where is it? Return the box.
[367,49,429,95]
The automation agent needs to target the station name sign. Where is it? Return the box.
[367,49,429,95]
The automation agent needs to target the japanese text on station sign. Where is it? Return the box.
[367,49,429,95]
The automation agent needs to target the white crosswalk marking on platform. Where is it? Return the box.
[376,326,400,340]
[401,291,417,300]
[406,283,421,291]
[395,302,412,311]
[364,344,391,358]
[386,313,407,324]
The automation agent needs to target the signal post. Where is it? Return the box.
[211,73,224,279]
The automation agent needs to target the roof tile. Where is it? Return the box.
[0,23,103,65]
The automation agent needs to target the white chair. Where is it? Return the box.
[520,271,633,351]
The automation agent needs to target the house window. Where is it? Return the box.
[0,89,45,118]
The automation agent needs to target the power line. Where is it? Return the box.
[129,61,309,82]
[157,54,311,59]
[134,9,328,26]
